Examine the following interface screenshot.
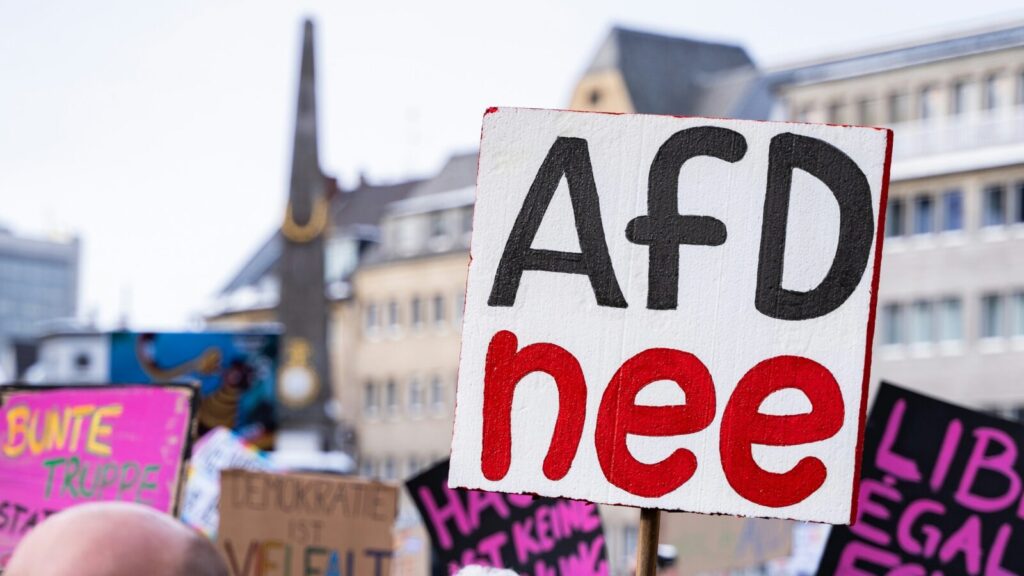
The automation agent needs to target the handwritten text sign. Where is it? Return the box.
[180,427,276,538]
[449,108,892,524]
[0,384,196,564]
[218,469,398,576]
[408,459,607,575]
[817,383,1024,574]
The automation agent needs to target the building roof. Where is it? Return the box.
[592,26,759,117]
[218,177,422,296]
[768,21,1024,87]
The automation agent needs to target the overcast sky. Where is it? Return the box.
[2,0,1023,328]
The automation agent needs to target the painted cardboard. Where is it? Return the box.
[661,513,792,575]
[218,469,398,576]
[407,459,607,575]
[817,383,1024,574]
[180,427,276,538]
[449,108,892,524]
[0,383,197,565]
[109,330,279,449]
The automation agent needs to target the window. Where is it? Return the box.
[938,298,963,342]
[793,103,813,122]
[360,457,375,479]
[430,375,444,412]
[983,185,1007,227]
[888,92,908,124]
[1017,70,1024,105]
[856,98,876,125]
[364,381,378,415]
[882,303,904,345]
[909,300,933,344]
[1013,292,1024,337]
[461,208,473,236]
[409,376,423,414]
[407,456,421,477]
[454,290,465,328]
[983,73,1000,111]
[429,212,445,239]
[433,294,445,327]
[1015,182,1024,224]
[951,79,970,115]
[918,86,933,120]
[387,299,399,331]
[981,294,1005,339]
[385,379,398,414]
[382,457,395,481]
[827,101,845,124]
[364,303,379,334]
[411,296,423,329]
[941,190,963,232]
[886,198,905,237]
[912,194,934,235]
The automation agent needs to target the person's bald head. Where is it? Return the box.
[5,502,227,576]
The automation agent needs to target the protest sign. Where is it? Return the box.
[110,330,279,448]
[180,427,276,537]
[218,469,398,576]
[449,108,893,524]
[407,459,607,576]
[662,513,791,575]
[817,383,1024,574]
[0,383,197,565]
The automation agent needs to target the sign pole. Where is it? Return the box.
[637,508,661,576]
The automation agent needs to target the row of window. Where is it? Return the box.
[363,375,448,417]
[886,182,1024,238]
[881,292,1024,346]
[359,453,445,482]
[794,69,1024,125]
[881,298,963,345]
[364,291,465,335]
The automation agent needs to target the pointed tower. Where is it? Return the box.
[276,19,333,448]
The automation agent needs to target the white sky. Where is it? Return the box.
[1,0,1022,328]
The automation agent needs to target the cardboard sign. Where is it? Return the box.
[449,108,892,524]
[817,383,1024,574]
[180,427,276,537]
[110,331,279,448]
[0,384,197,565]
[662,513,791,575]
[218,469,398,576]
[407,459,607,575]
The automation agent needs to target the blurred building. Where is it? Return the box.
[212,18,1024,576]
[767,22,1024,416]
[0,226,79,379]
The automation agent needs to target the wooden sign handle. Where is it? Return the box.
[636,508,661,576]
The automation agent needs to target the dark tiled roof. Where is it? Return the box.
[599,27,756,117]
[407,151,478,198]
[767,22,1024,86]
[219,178,422,295]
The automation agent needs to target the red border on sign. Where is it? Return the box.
[849,128,894,524]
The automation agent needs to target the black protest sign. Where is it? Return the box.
[407,460,607,576]
[817,382,1024,574]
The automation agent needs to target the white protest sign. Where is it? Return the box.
[179,427,276,537]
[449,108,892,524]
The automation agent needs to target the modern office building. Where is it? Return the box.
[767,22,1024,415]
[0,226,79,378]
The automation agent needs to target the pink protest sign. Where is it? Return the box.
[0,384,197,565]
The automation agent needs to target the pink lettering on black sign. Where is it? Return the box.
[408,459,607,575]
[817,383,1024,575]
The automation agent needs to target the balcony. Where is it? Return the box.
[889,106,1024,180]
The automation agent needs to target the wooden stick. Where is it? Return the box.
[636,508,661,576]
